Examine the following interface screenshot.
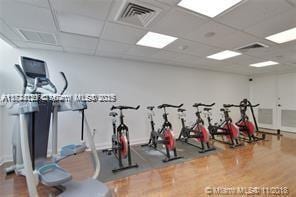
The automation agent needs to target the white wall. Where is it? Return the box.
[250,73,296,132]
[0,47,249,163]
[250,75,278,129]
[0,40,12,164]
[0,86,3,164]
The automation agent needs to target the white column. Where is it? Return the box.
[51,106,58,156]
[20,114,39,197]
[83,112,101,179]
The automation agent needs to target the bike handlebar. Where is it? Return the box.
[223,104,234,108]
[248,103,260,107]
[111,105,140,111]
[193,102,215,108]
[15,64,28,95]
[157,104,183,109]
[60,72,68,95]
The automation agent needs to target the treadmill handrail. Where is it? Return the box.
[15,64,28,95]
[60,72,68,95]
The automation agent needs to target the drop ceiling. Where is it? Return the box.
[0,0,296,75]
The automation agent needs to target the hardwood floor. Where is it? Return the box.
[1,132,295,196]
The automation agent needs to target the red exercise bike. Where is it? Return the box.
[177,103,216,153]
[142,104,183,162]
[205,105,243,148]
[227,99,266,143]
[103,105,140,173]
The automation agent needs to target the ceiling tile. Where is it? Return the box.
[155,0,179,6]
[14,0,49,8]
[189,56,232,67]
[151,7,209,38]
[59,33,98,50]
[0,19,22,41]
[12,40,63,52]
[185,21,267,49]
[184,21,238,46]
[56,13,104,37]
[25,42,63,51]
[243,46,277,57]
[11,40,29,48]
[51,0,113,20]
[121,54,158,64]
[174,54,203,65]
[0,0,56,32]
[245,8,296,38]
[96,51,124,59]
[126,46,160,57]
[286,0,296,5]
[152,50,181,61]
[222,55,266,65]
[248,64,293,75]
[217,0,292,30]
[213,31,266,49]
[221,65,253,75]
[227,62,296,75]
[64,47,95,55]
[165,38,221,57]
[1,0,295,76]
[96,40,131,55]
[244,41,296,64]
[101,22,146,44]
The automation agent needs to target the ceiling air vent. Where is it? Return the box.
[17,29,57,45]
[237,42,268,52]
[116,1,161,27]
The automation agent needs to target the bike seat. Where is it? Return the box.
[109,112,118,117]
[220,108,225,112]
[204,108,212,111]
[147,106,155,110]
[178,108,186,112]
[111,105,140,111]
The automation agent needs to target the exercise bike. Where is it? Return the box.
[142,104,183,162]
[103,105,139,173]
[177,103,216,153]
[226,99,266,143]
[204,105,243,148]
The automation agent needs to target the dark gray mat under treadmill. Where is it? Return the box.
[97,140,220,182]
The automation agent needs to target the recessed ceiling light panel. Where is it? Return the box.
[266,27,296,44]
[136,32,178,49]
[178,0,243,18]
[207,50,241,60]
[250,61,279,67]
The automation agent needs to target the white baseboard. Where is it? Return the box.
[0,155,13,166]
[0,138,149,166]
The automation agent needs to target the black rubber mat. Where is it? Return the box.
[97,140,220,182]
